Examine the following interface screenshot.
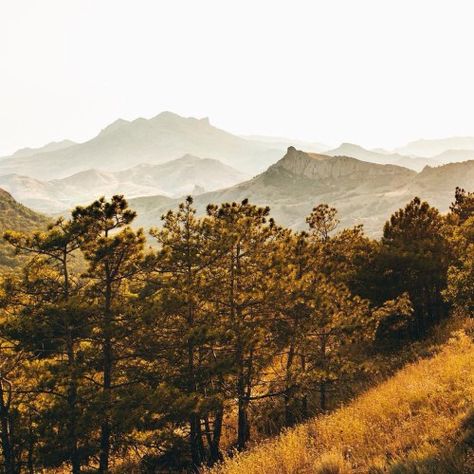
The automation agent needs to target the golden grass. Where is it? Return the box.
[207,324,474,474]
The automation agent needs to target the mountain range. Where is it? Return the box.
[3,139,77,160]
[0,155,247,213]
[129,147,474,236]
[2,112,474,236]
[324,143,438,171]
[395,136,474,157]
[4,112,474,182]
[0,112,284,179]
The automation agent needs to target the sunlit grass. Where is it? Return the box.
[208,321,474,474]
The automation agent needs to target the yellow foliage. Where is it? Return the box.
[208,323,474,474]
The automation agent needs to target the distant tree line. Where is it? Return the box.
[0,187,472,473]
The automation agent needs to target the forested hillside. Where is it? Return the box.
[0,188,49,268]
[0,186,473,473]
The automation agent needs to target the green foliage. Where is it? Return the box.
[449,186,474,224]
[444,216,474,312]
[356,197,451,339]
[0,188,470,473]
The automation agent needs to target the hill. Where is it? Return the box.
[396,136,474,157]
[0,155,248,213]
[325,142,437,171]
[403,160,474,211]
[209,325,474,474]
[0,188,49,269]
[131,148,474,236]
[0,112,283,179]
[0,139,76,161]
[242,134,328,153]
[132,147,418,235]
[432,148,474,164]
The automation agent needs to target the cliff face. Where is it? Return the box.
[273,146,415,182]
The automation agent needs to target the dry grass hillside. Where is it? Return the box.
[208,321,474,474]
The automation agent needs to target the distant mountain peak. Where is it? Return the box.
[331,142,365,154]
[99,118,130,136]
[152,110,181,121]
[324,142,437,171]
[396,136,474,157]
[176,154,203,163]
[271,146,414,182]
[272,147,331,176]
[151,111,211,127]
[0,112,287,179]
[281,146,329,163]
[284,145,326,158]
[9,139,76,159]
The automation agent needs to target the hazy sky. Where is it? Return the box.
[1,0,474,155]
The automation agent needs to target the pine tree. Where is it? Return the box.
[449,186,474,224]
[205,200,282,451]
[270,230,314,425]
[379,197,450,337]
[444,215,474,312]
[72,195,145,472]
[3,217,90,473]
[145,197,226,468]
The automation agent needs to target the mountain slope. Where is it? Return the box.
[0,155,248,213]
[131,148,474,236]
[0,112,282,179]
[432,149,474,164]
[209,326,474,474]
[0,139,76,161]
[132,147,417,235]
[403,160,474,211]
[0,188,49,268]
[325,142,437,171]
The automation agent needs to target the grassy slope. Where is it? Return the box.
[209,322,474,474]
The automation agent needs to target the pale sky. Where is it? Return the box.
[1,0,474,156]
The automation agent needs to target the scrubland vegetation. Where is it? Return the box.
[0,187,473,473]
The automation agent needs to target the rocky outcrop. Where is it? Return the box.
[271,146,415,181]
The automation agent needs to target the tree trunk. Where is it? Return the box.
[0,380,15,474]
[320,382,327,412]
[203,404,224,466]
[66,336,81,474]
[209,406,224,464]
[300,354,308,420]
[99,278,112,473]
[27,417,34,474]
[236,350,250,451]
[237,396,249,451]
[189,414,203,471]
[284,342,296,426]
[320,334,327,412]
